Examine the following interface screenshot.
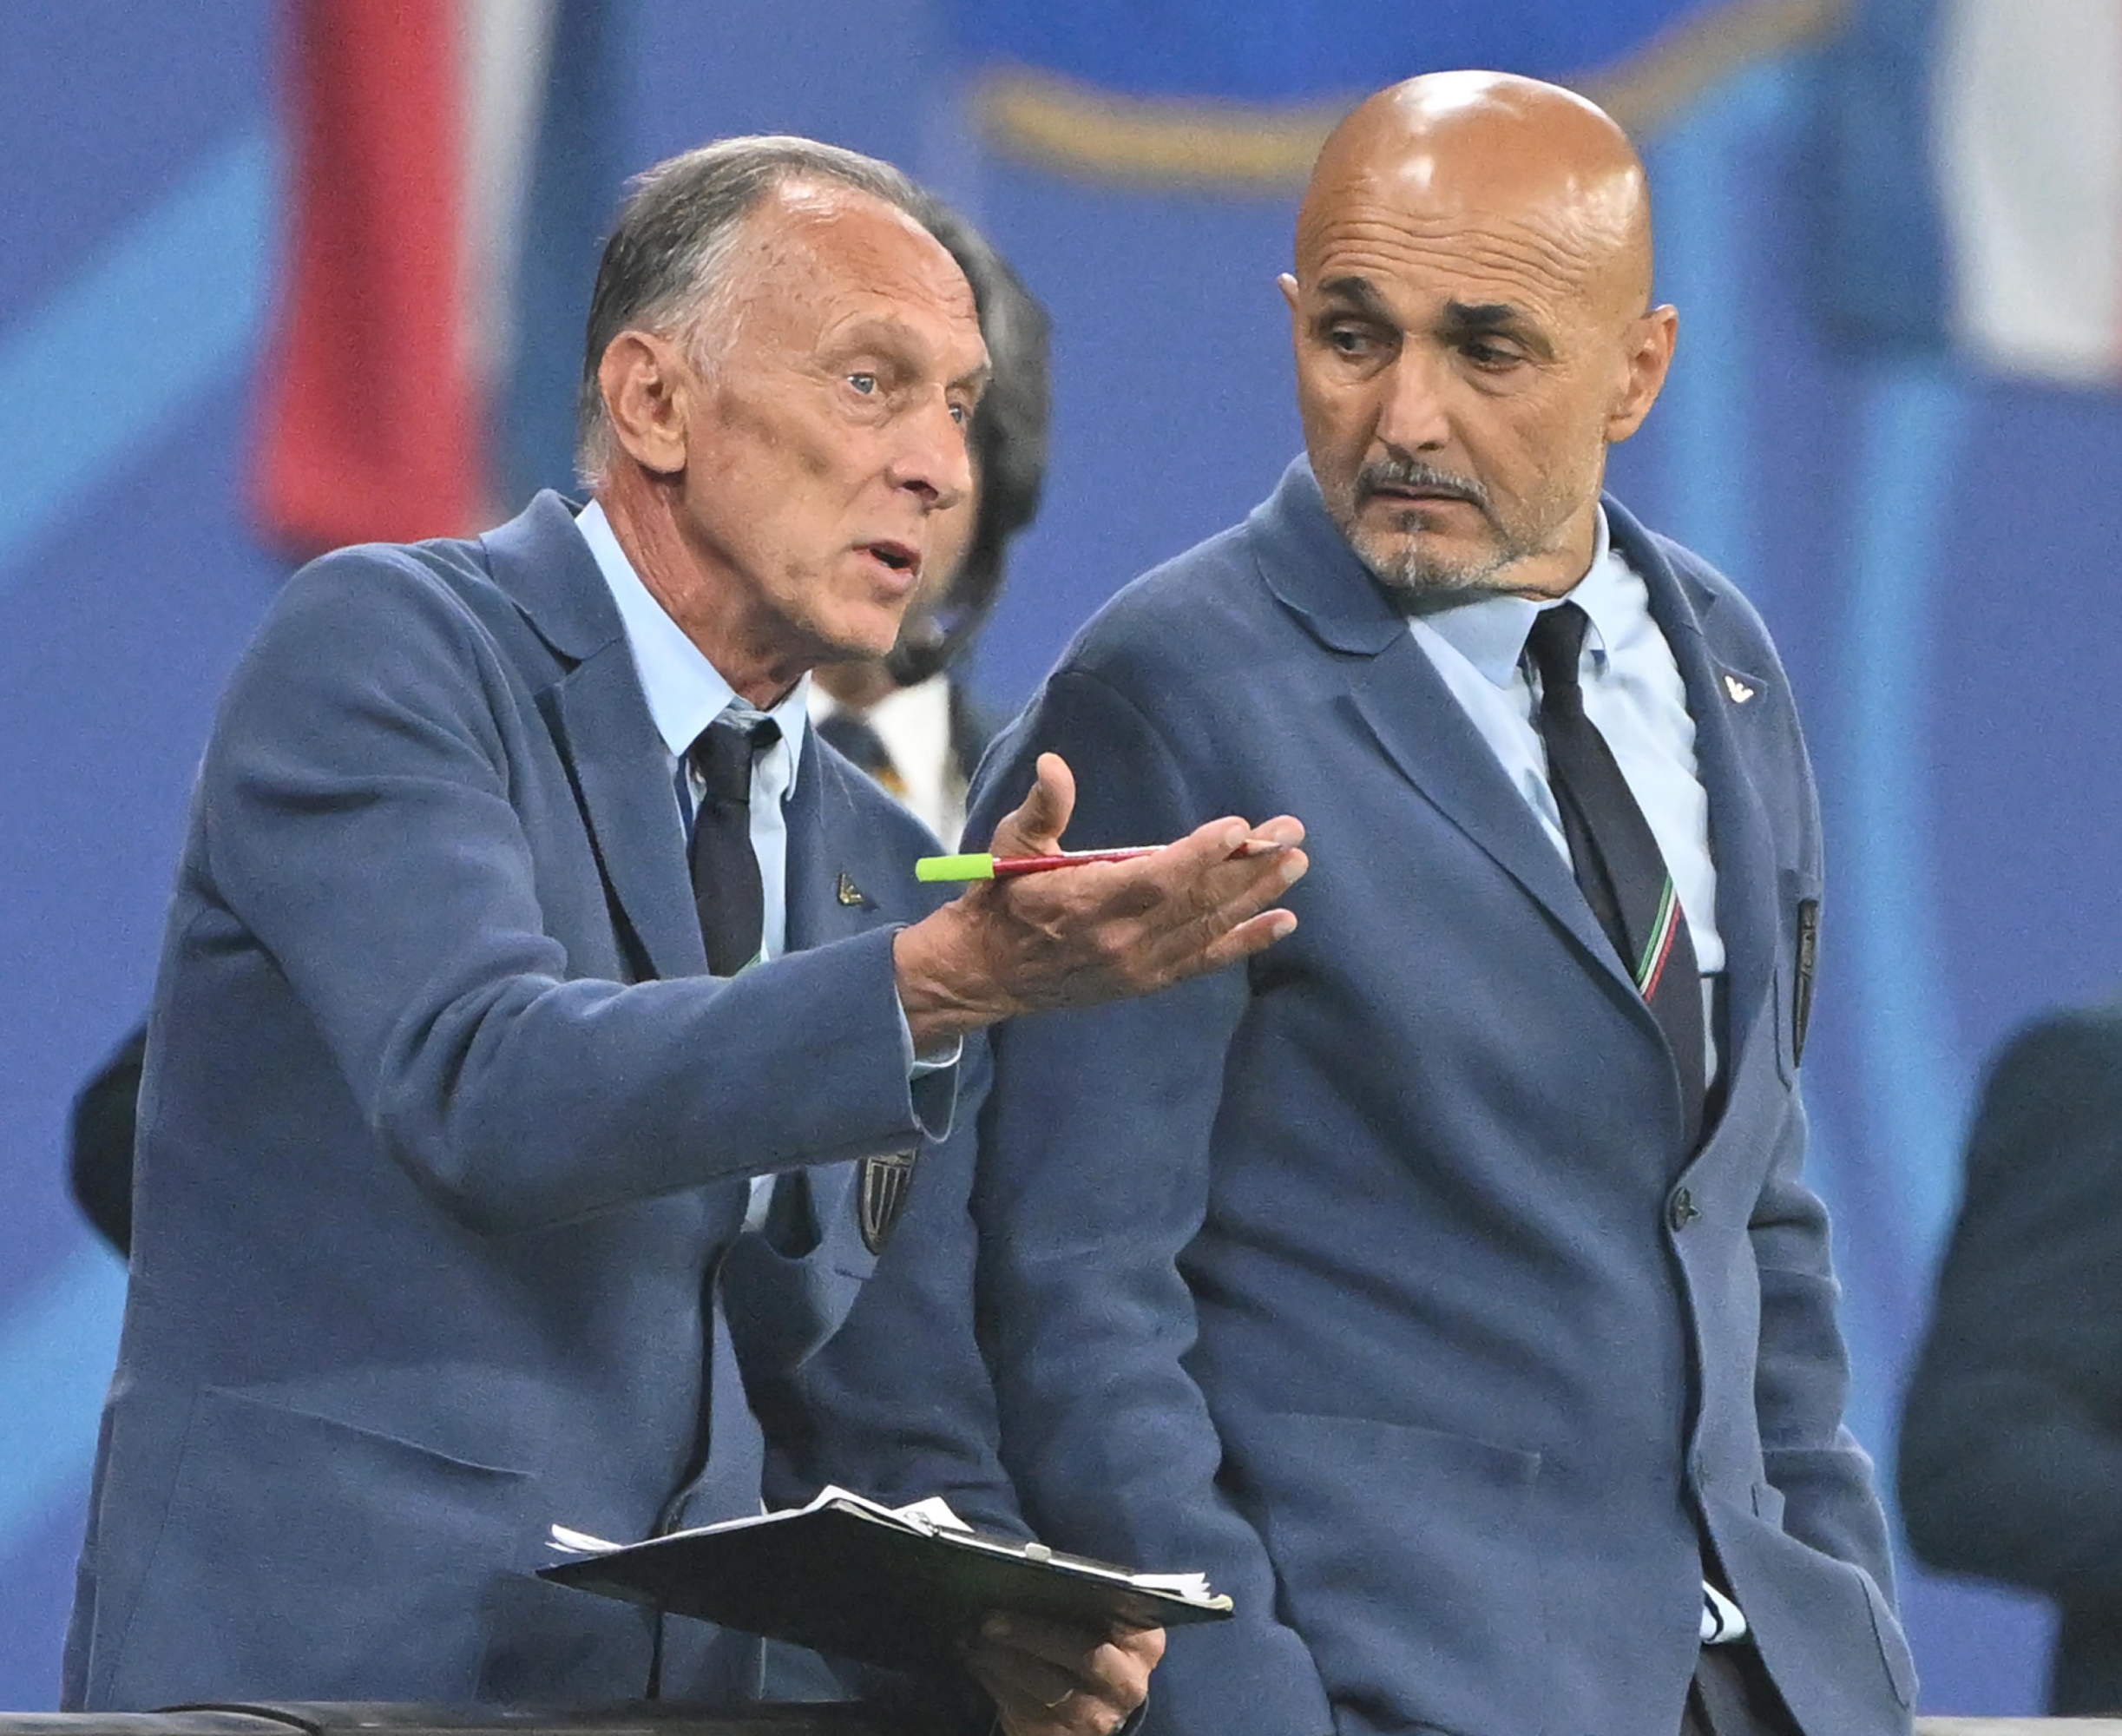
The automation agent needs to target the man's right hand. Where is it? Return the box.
[892,753,1306,1051]
[963,1612,1166,1736]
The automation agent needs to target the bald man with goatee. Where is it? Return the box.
[779,73,1912,1736]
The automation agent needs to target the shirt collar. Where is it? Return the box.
[1416,506,1626,689]
[575,498,810,778]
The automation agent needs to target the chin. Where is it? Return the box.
[1357,535,1504,603]
[814,612,906,668]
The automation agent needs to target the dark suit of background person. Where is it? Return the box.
[60,139,1272,1726]
[1899,1006,2122,1715]
[772,76,1909,1736]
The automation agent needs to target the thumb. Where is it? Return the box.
[988,753,1075,857]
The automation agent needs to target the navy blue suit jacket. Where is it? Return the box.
[62,492,977,1710]
[777,461,1912,1736]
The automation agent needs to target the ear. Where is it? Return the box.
[1606,305,1678,445]
[598,331,694,477]
[1278,271,1301,321]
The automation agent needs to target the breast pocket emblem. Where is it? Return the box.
[859,1150,917,1253]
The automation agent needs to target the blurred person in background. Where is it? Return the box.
[1899,1004,2122,1716]
[811,202,1050,845]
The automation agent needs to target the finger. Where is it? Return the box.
[1157,841,1310,941]
[987,753,1076,858]
[1110,1625,1168,1671]
[1154,895,1302,985]
[1240,813,1307,852]
[963,1637,1081,1707]
[1010,839,1305,990]
[975,1614,1161,1709]
[964,1644,1125,1736]
[976,1612,1126,1673]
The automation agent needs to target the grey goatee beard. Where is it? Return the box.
[1332,457,1541,609]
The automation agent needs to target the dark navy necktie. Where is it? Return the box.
[687,711,780,977]
[1525,602,1706,1150]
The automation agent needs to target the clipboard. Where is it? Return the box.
[538,1486,1233,1671]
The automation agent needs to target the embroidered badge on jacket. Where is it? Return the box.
[859,1150,917,1253]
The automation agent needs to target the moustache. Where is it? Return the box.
[1355,460,1491,515]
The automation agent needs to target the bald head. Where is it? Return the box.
[1282,71,1675,603]
[1303,72,1653,326]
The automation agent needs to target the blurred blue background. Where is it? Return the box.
[3,0,2114,1713]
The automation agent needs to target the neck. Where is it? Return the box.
[1496,497,1602,602]
[813,657,902,712]
[595,469,799,708]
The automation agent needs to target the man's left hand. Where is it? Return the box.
[962,1612,1166,1736]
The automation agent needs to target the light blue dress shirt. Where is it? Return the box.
[574,501,955,1226]
[576,499,811,962]
[1405,508,1725,1085]
[1406,510,1745,1643]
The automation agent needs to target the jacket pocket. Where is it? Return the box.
[1244,1410,1544,1736]
[102,1384,532,1708]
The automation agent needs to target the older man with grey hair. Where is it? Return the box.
[61,135,1306,1727]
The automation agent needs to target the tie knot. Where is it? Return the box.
[1524,601,1592,709]
[689,711,780,808]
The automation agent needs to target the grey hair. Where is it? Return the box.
[575,135,935,486]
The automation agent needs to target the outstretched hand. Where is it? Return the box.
[962,1612,1166,1736]
[894,753,1307,1049]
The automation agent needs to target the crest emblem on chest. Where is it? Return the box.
[859,1149,917,1253]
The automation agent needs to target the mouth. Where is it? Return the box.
[858,540,922,587]
[1363,483,1480,510]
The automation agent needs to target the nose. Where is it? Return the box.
[1373,347,1452,456]
[888,389,975,513]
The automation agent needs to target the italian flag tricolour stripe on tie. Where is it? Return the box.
[1637,879,1684,1000]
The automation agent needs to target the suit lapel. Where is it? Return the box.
[1607,502,1778,1075]
[783,737,888,1242]
[483,491,706,983]
[1250,460,1644,1005]
[1343,637,1641,1001]
[785,732,868,955]
[546,642,706,981]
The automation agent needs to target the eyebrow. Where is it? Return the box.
[1315,275,1395,321]
[833,316,990,394]
[1437,299,1554,360]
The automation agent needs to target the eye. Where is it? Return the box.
[1326,325,1372,356]
[847,372,879,395]
[949,401,970,428]
[1462,339,1522,371]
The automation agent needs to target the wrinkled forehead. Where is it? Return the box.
[724,183,984,357]
[1295,125,1652,319]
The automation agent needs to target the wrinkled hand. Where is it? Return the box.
[963,1612,1166,1736]
[894,753,1307,1048]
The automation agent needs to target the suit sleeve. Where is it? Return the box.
[963,667,1337,1736]
[1705,628,1899,1599]
[1898,1012,2122,1601]
[1747,1074,1898,1598]
[197,551,948,1235]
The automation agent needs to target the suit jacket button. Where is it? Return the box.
[1668,1187,1700,1232]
